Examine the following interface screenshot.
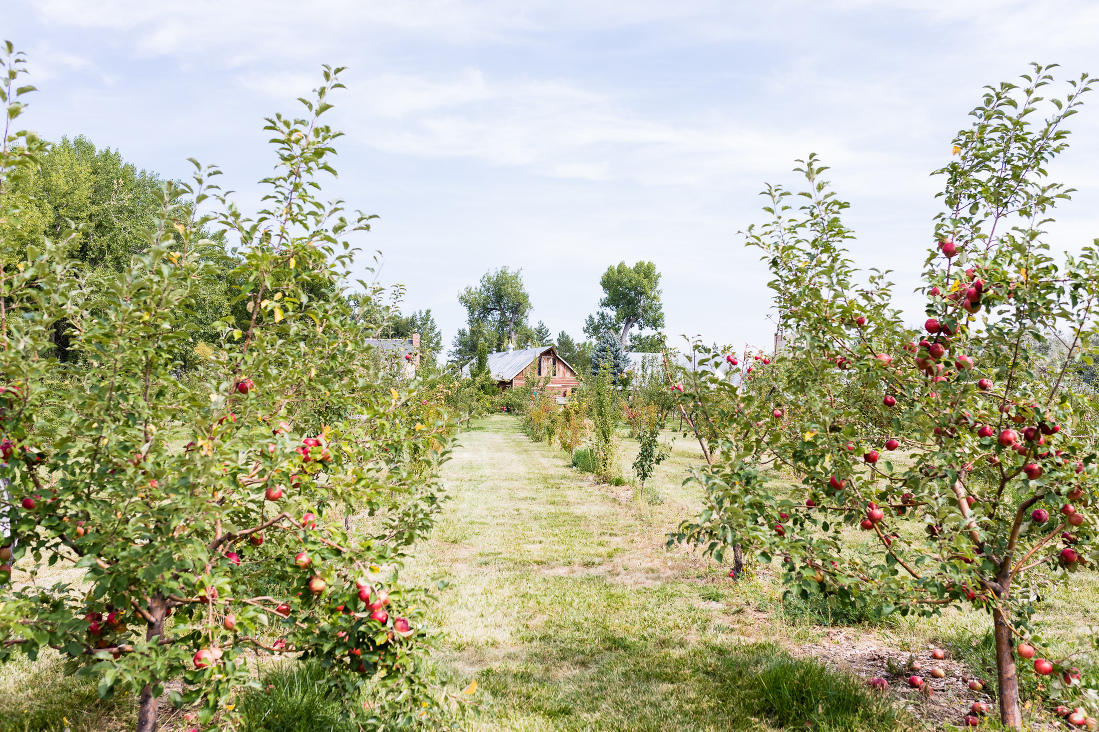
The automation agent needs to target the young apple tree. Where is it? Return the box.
[0,48,458,731]
[671,66,1098,727]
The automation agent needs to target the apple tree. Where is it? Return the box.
[671,66,1098,727]
[0,47,459,731]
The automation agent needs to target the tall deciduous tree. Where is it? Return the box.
[589,261,664,348]
[458,267,532,349]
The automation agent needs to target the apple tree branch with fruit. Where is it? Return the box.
[0,48,460,732]
[670,65,1098,728]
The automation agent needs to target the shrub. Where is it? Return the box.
[571,448,595,473]
[671,66,1099,727]
[0,51,458,731]
[553,398,588,453]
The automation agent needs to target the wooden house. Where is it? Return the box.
[462,345,580,396]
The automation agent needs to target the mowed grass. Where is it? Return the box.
[406,416,907,731]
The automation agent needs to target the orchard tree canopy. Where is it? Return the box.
[588,261,664,348]
[671,66,1098,728]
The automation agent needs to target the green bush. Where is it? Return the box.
[571,448,594,473]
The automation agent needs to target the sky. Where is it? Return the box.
[7,1,1099,358]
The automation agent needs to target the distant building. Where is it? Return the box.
[461,345,580,395]
[364,333,420,379]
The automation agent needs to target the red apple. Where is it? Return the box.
[726,354,738,365]
[968,680,983,691]
[773,409,783,419]
[998,430,1017,447]
[371,608,388,624]
[300,512,317,529]
[867,508,885,524]
[977,425,994,438]
[295,552,311,569]
[855,316,866,326]
[193,649,215,669]
[931,648,945,660]
[223,614,236,631]
[805,498,816,507]
[928,343,946,359]
[774,524,785,537]
[1034,658,1053,675]
[908,675,923,687]
[829,475,845,491]
[1069,710,1087,726]
[235,378,254,394]
[1062,504,1077,517]
[1061,548,1079,564]
[977,378,992,391]
[925,318,941,334]
[249,533,264,546]
[940,240,957,257]
[970,701,988,715]
[956,355,974,370]
[1023,464,1042,480]
[885,439,899,451]
[1031,509,1049,524]
[265,485,283,501]
[860,518,875,530]
[883,395,896,407]
[20,497,35,510]
[394,617,411,634]
[308,576,326,594]
[275,603,290,617]
[864,451,879,464]
[930,667,945,678]
[964,716,978,727]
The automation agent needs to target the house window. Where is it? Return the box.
[552,358,557,377]
[537,357,542,376]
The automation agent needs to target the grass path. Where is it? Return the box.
[405,416,887,732]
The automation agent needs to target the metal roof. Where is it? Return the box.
[461,345,564,381]
[364,338,416,358]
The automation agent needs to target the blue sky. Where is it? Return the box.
[8,1,1099,357]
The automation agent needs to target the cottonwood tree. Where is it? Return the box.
[0,50,459,732]
[457,266,532,349]
[585,261,664,348]
[672,67,1098,728]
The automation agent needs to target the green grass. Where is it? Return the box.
[408,415,910,731]
[0,651,134,732]
[237,661,357,732]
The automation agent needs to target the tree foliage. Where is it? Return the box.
[590,330,630,384]
[457,267,532,350]
[671,67,1098,727]
[0,49,459,732]
[587,261,664,348]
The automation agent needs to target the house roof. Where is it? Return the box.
[364,338,417,358]
[462,345,574,381]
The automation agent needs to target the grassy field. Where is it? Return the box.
[404,416,908,731]
[3,414,1097,730]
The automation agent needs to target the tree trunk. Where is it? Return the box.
[993,603,1022,727]
[731,544,744,580]
[618,318,636,349]
[135,595,167,732]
